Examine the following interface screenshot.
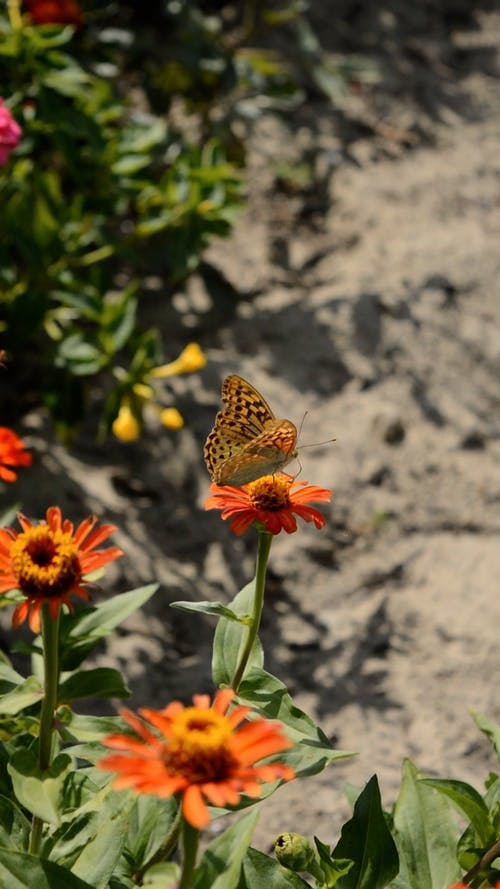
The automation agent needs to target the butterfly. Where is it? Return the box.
[204,375,298,486]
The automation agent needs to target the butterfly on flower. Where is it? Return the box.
[204,375,298,486]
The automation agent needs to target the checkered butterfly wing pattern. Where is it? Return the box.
[204,375,298,486]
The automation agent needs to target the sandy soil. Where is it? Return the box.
[3,0,500,859]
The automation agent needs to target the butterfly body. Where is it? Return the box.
[204,375,298,486]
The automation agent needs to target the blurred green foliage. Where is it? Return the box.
[0,0,344,437]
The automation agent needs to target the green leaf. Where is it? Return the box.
[240,847,311,888]
[238,666,353,777]
[8,751,72,824]
[212,581,263,688]
[472,711,500,761]
[47,780,135,881]
[59,584,158,669]
[0,662,25,687]
[0,676,43,714]
[193,809,258,889]
[332,775,398,889]
[125,795,178,871]
[0,849,95,889]
[111,154,151,175]
[42,63,91,97]
[171,600,251,623]
[314,837,354,887]
[421,779,494,846]
[58,713,124,745]
[68,798,132,888]
[58,668,130,704]
[391,760,461,889]
[143,862,181,887]
[0,796,30,850]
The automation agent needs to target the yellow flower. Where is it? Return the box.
[160,408,184,430]
[112,404,140,442]
[149,343,206,379]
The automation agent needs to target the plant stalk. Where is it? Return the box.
[178,818,200,889]
[231,528,272,692]
[7,0,22,30]
[28,604,60,855]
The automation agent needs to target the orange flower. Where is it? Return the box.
[24,0,82,27]
[205,473,332,536]
[99,688,294,829]
[0,427,32,483]
[0,507,123,631]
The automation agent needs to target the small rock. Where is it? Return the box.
[459,428,486,450]
[360,458,391,486]
[373,410,406,445]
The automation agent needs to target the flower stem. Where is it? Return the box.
[462,836,500,884]
[178,818,200,889]
[231,529,272,692]
[29,604,60,855]
[7,0,22,29]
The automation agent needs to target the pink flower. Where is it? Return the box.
[0,99,22,166]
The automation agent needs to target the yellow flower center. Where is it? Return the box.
[247,475,292,511]
[10,525,81,598]
[163,707,237,783]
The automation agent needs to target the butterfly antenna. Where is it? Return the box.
[298,437,336,450]
[297,410,309,439]
[297,411,335,450]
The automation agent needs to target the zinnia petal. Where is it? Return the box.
[98,691,294,829]
[0,507,122,631]
[205,475,332,537]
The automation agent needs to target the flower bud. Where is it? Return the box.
[112,403,140,442]
[160,407,184,430]
[149,343,206,378]
[274,832,317,872]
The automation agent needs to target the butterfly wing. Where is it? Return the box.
[204,375,297,485]
[221,374,276,436]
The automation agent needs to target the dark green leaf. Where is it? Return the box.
[332,775,398,889]
[0,849,95,889]
[58,668,130,704]
[0,796,30,850]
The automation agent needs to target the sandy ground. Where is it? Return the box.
[3,0,500,859]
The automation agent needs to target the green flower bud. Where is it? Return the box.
[274,832,317,872]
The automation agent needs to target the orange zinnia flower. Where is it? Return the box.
[205,473,332,536]
[0,427,32,482]
[99,688,294,829]
[0,506,123,631]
